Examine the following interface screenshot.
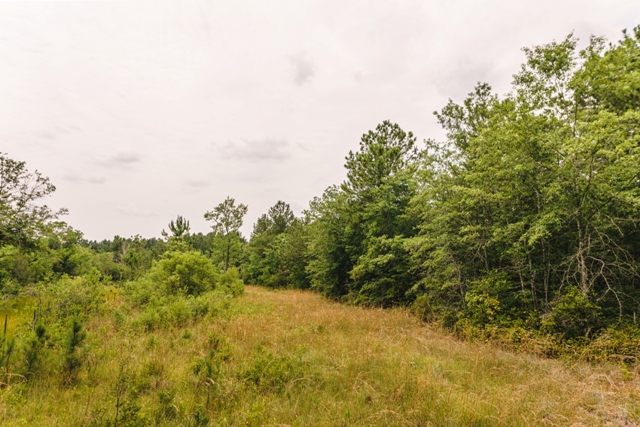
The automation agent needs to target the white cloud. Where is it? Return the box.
[97,152,142,169]
[63,173,106,184]
[34,130,56,140]
[289,51,315,86]
[218,138,291,162]
[183,179,211,188]
[116,203,157,218]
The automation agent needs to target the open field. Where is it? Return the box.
[2,285,640,426]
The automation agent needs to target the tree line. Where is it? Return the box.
[1,27,639,358]
[243,28,640,354]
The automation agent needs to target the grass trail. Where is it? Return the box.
[3,285,639,426]
[231,287,640,426]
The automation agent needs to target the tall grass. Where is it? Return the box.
[1,286,638,426]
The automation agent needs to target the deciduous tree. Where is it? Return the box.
[205,197,247,271]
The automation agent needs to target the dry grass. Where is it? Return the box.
[2,285,639,426]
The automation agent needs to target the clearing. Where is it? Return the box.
[4,286,639,426]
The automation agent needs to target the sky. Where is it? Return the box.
[1,0,638,241]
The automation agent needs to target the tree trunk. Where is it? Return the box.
[576,218,590,295]
[225,235,230,272]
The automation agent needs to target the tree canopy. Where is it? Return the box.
[0,153,66,249]
[205,197,248,271]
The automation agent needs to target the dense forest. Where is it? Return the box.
[1,26,640,386]
[244,28,640,358]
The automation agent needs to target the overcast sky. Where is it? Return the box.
[1,0,638,240]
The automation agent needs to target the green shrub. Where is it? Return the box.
[190,290,233,318]
[192,333,233,386]
[218,267,245,297]
[136,308,161,332]
[146,250,218,296]
[465,291,502,326]
[542,287,602,339]
[155,388,178,421]
[140,359,165,391]
[580,326,640,363]
[40,275,104,321]
[412,294,435,323]
[132,290,233,331]
[124,277,156,307]
[462,272,531,328]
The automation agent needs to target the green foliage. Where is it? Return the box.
[302,121,420,306]
[343,122,420,304]
[583,326,640,363]
[207,231,246,272]
[305,188,351,298]
[244,201,310,289]
[542,287,603,339]
[146,250,218,296]
[187,230,247,270]
[83,235,165,282]
[462,273,532,328]
[191,333,233,405]
[0,152,66,249]
[404,27,640,347]
[204,196,248,271]
[131,290,234,331]
[266,222,310,289]
[237,26,640,357]
[161,215,191,240]
[0,335,16,379]
[242,347,314,394]
[63,319,86,384]
[218,267,245,297]
[23,323,47,377]
[38,275,104,321]
[155,388,178,421]
[0,27,638,383]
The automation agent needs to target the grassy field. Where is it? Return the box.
[2,285,639,426]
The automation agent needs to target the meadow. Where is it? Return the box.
[2,285,638,426]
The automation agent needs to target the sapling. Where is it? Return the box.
[63,319,86,384]
[24,323,47,378]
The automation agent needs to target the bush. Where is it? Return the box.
[542,287,602,339]
[579,326,640,363]
[218,267,245,297]
[462,272,531,328]
[132,290,233,331]
[38,275,104,321]
[146,250,218,296]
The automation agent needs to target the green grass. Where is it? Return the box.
[0,296,36,338]
[1,286,639,426]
